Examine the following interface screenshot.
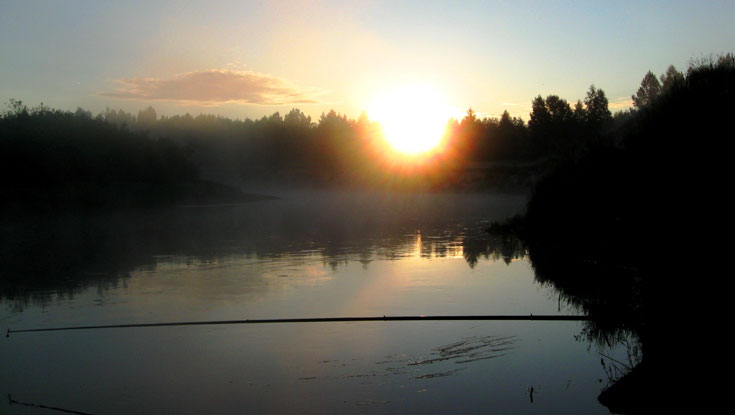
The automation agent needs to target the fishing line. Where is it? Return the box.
[6,314,589,337]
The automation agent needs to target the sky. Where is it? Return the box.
[1,0,734,122]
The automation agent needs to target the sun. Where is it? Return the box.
[367,85,450,155]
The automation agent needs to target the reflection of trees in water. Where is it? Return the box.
[527,239,644,348]
[461,234,527,268]
[462,227,641,360]
[519,225,652,413]
[3,203,632,347]
[485,225,646,411]
[1,195,523,309]
[1,214,141,311]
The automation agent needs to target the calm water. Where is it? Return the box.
[1,191,628,414]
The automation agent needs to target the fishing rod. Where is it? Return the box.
[6,314,589,337]
[8,394,96,415]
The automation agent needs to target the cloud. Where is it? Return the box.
[609,97,634,111]
[101,69,327,106]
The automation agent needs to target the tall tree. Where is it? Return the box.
[137,106,157,125]
[659,65,684,92]
[529,95,575,157]
[284,108,312,127]
[573,100,586,123]
[528,96,550,133]
[632,71,661,108]
[584,85,612,126]
[462,107,477,124]
[544,95,573,121]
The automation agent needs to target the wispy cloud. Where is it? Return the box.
[609,96,634,111]
[101,69,327,106]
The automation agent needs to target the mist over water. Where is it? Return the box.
[1,191,627,414]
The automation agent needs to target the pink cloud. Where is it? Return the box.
[608,97,634,111]
[101,69,327,105]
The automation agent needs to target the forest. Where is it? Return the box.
[89,81,620,190]
[489,54,734,412]
[2,56,730,211]
[3,55,733,413]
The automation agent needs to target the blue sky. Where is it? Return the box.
[1,0,733,121]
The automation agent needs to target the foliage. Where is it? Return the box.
[1,103,201,210]
[583,85,612,128]
[631,71,661,108]
[510,56,735,409]
[631,65,686,109]
[1,75,620,198]
[526,85,613,159]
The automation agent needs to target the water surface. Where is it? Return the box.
[1,191,628,414]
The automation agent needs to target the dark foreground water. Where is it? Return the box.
[1,191,630,414]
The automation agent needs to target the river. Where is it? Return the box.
[1,190,630,414]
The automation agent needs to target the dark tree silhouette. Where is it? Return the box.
[631,71,661,108]
[573,100,586,123]
[583,85,612,128]
[659,65,684,91]
[0,102,250,211]
[3,75,626,197]
[503,54,735,414]
[137,106,157,126]
[528,95,580,157]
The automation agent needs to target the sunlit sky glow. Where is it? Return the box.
[1,0,734,121]
[367,84,450,154]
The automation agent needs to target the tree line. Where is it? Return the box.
[0,101,248,211]
[497,54,734,412]
[97,82,619,184]
[1,57,708,209]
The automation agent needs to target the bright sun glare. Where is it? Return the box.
[367,85,450,155]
